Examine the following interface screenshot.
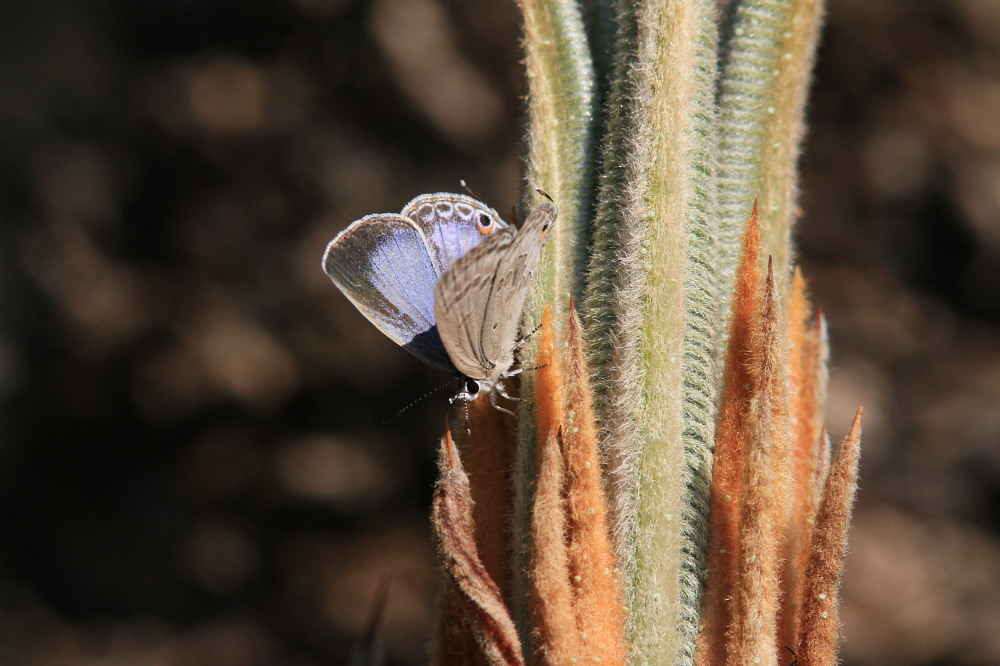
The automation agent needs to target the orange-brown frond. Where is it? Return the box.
[787,270,817,494]
[814,424,831,496]
[781,268,815,649]
[534,305,563,450]
[788,276,827,524]
[716,203,763,521]
[563,299,627,665]
[759,263,792,515]
[810,309,831,487]
[796,408,863,666]
[462,396,517,598]
[729,260,787,666]
[432,583,485,666]
[431,426,524,666]
[530,426,580,663]
[699,203,763,665]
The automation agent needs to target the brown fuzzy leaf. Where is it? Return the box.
[432,580,487,666]
[778,269,826,646]
[813,424,831,496]
[729,261,786,666]
[699,203,762,665]
[796,408,863,666]
[787,270,820,514]
[809,311,831,497]
[534,306,562,453]
[432,426,524,666]
[563,299,627,664]
[530,425,580,664]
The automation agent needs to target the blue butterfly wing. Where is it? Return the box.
[323,214,458,374]
[402,193,508,275]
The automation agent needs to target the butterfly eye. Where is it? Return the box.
[465,378,481,395]
[476,213,495,235]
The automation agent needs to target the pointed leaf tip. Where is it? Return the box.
[563,306,627,665]
[795,408,863,666]
[700,202,766,665]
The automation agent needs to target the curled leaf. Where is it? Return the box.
[432,426,524,666]
[530,426,580,663]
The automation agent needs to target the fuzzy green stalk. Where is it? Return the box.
[579,0,720,662]
[512,0,598,650]
[513,0,826,663]
[579,0,617,99]
[520,0,598,308]
[716,0,826,304]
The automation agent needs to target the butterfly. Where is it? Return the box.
[322,192,556,412]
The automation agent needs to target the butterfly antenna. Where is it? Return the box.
[380,378,464,426]
[459,179,482,201]
[534,186,553,202]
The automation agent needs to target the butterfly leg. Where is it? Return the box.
[494,380,528,405]
[487,388,517,417]
[448,390,476,434]
[501,362,548,380]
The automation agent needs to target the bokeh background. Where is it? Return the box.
[1,0,998,664]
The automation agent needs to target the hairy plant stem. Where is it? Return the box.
[513,0,598,648]
[716,0,826,305]
[510,0,829,663]
[577,0,721,662]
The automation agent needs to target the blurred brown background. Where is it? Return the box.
[0,0,997,664]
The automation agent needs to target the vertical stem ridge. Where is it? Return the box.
[675,3,721,663]
[716,0,826,317]
[514,0,598,645]
[583,0,641,431]
[580,1,721,663]
[521,0,599,310]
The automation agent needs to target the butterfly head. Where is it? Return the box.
[528,202,557,240]
[449,375,518,419]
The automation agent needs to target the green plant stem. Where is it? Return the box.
[513,0,598,650]
[716,0,826,307]
[521,0,598,309]
[582,0,720,663]
[513,0,827,662]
